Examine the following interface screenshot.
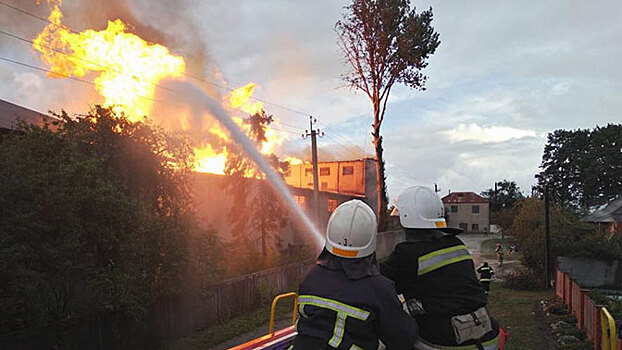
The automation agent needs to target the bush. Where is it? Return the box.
[503,270,545,291]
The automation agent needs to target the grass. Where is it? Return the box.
[481,237,520,261]
[158,301,295,350]
[487,284,554,350]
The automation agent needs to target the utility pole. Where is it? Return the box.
[302,116,323,223]
[544,189,551,288]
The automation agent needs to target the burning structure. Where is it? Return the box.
[3,0,378,254]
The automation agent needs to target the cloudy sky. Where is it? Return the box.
[1,0,621,200]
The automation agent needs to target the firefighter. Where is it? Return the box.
[292,200,419,350]
[495,244,504,267]
[477,262,494,295]
[381,186,500,350]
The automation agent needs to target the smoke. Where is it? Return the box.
[167,80,325,248]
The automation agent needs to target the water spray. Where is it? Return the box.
[182,82,325,248]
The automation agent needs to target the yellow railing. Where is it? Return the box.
[600,307,618,350]
[269,292,298,335]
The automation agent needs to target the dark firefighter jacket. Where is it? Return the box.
[477,265,494,281]
[380,230,488,345]
[293,249,419,350]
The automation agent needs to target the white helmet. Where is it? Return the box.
[325,200,377,259]
[391,186,462,234]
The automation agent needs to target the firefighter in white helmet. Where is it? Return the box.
[292,199,419,350]
[381,186,500,350]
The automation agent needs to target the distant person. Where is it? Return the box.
[508,244,516,255]
[495,244,504,266]
[381,186,500,350]
[292,200,418,350]
[477,262,494,295]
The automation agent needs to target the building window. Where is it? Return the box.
[294,195,306,209]
[328,199,338,212]
[459,223,468,231]
[321,182,328,190]
[472,205,480,213]
[304,168,312,176]
[472,224,479,232]
[320,167,330,176]
[451,205,458,213]
[342,166,354,175]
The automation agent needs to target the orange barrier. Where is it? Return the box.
[556,267,622,350]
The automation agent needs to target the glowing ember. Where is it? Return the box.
[33,3,185,121]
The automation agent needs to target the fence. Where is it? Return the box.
[556,267,621,350]
[150,259,315,339]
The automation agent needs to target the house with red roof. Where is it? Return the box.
[442,192,490,233]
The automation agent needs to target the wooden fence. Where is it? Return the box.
[150,259,315,339]
[556,267,621,350]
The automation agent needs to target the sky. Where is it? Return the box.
[1,0,621,201]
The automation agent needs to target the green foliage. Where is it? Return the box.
[503,270,545,291]
[0,107,224,346]
[481,180,525,212]
[509,197,622,280]
[223,109,288,272]
[336,0,441,229]
[536,124,622,208]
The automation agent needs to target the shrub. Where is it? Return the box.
[503,270,545,290]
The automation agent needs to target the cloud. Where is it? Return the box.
[442,123,537,144]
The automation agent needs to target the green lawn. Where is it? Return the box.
[487,284,555,350]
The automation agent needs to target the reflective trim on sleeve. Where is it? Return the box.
[480,278,492,282]
[350,344,364,350]
[298,295,370,348]
[418,245,471,276]
[414,334,500,350]
[418,245,472,276]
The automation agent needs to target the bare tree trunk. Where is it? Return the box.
[372,100,388,230]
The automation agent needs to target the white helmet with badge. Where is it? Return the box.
[391,186,462,234]
[325,200,377,259]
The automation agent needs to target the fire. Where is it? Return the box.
[283,157,306,165]
[192,84,287,175]
[33,3,185,121]
[194,144,228,175]
[32,3,289,176]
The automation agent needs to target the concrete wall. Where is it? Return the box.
[557,256,622,289]
[376,230,405,260]
[444,202,490,232]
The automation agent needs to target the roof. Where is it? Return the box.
[442,192,490,204]
[582,197,622,223]
[0,99,50,130]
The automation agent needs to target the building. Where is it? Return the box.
[582,197,622,236]
[442,192,490,233]
[0,99,51,134]
[283,158,378,215]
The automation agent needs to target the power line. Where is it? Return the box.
[0,1,367,158]
[0,1,311,122]
[0,55,308,142]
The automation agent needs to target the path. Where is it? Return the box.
[461,232,521,280]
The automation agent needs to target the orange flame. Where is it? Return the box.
[33,4,185,121]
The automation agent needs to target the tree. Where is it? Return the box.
[481,180,525,212]
[336,0,440,228]
[0,107,223,347]
[223,110,288,267]
[536,124,622,208]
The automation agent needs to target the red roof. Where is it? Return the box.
[442,192,489,204]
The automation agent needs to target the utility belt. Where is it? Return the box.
[413,307,497,350]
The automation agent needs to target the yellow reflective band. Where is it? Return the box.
[332,247,359,257]
[480,279,492,282]
[435,221,447,228]
[418,245,472,276]
[298,295,370,348]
